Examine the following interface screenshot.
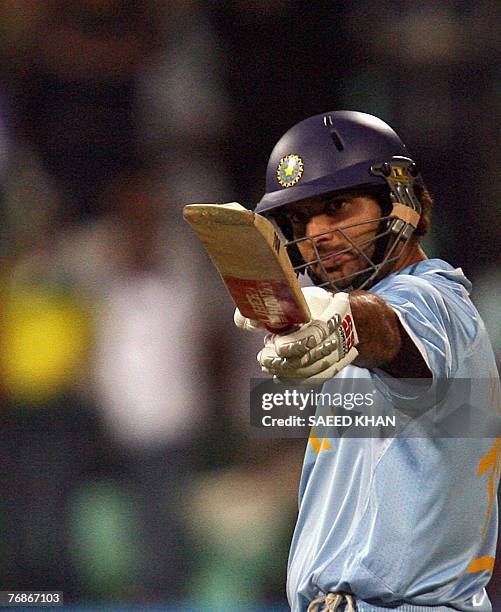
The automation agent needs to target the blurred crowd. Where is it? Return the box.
[0,1,499,609]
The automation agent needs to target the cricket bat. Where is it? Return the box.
[183,202,311,332]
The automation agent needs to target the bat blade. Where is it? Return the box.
[183,202,311,332]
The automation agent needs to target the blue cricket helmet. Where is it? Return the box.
[255,111,425,292]
[256,110,417,215]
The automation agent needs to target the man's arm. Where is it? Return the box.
[236,286,432,381]
[349,291,431,379]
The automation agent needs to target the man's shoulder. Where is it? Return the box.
[373,258,472,299]
[371,257,480,343]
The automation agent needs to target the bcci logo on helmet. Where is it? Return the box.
[277,154,304,188]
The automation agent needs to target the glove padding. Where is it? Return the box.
[235,287,359,381]
[234,308,263,332]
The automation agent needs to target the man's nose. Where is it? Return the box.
[305,214,337,242]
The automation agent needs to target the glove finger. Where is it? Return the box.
[263,333,277,347]
[301,361,342,381]
[273,335,338,370]
[258,345,285,371]
[234,308,263,332]
[273,320,330,358]
[278,346,359,381]
[287,337,339,368]
[268,355,337,379]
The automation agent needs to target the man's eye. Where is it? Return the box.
[325,200,349,215]
[289,212,308,225]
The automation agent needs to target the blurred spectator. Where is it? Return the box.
[0,1,164,222]
[84,171,208,601]
[0,0,246,604]
[188,439,303,608]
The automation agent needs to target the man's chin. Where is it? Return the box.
[311,267,356,290]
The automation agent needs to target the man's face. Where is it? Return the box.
[286,193,382,289]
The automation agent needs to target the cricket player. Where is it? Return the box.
[235,111,501,611]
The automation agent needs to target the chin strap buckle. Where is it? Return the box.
[371,156,422,240]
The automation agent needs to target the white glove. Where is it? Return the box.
[234,285,344,333]
[254,287,359,381]
[234,308,264,332]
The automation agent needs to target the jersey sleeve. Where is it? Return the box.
[375,272,479,380]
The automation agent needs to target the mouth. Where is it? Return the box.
[317,251,355,272]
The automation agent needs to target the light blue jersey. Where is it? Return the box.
[288,259,500,612]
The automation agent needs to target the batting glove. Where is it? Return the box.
[236,287,359,381]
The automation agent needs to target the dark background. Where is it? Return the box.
[0,1,499,609]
